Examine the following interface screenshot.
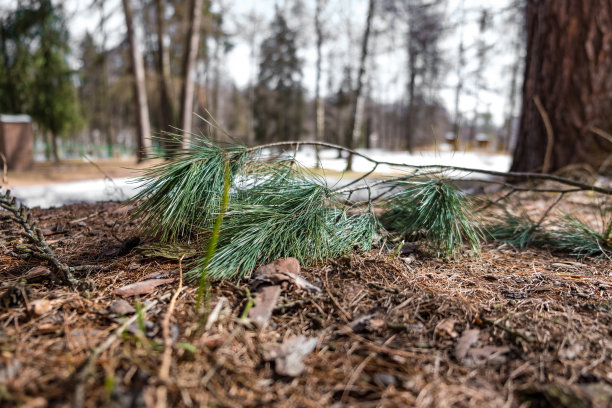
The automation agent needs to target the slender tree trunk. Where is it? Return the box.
[98,1,114,158]
[313,0,324,167]
[155,0,175,156]
[211,34,221,139]
[502,49,520,152]
[179,0,204,148]
[122,0,152,162]
[511,0,612,173]
[49,132,59,162]
[406,63,416,153]
[345,0,375,171]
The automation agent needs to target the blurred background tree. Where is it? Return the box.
[2,0,612,177]
[0,0,82,162]
[253,9,305,145]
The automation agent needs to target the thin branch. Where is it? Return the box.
[0,189,85,288]
[243,141,612,196]
[534,193,565,228]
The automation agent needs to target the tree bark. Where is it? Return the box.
[511,0,612,173]
[179,0,204,148]
[122,0,152,162]
[345,0,375,172]
[155,0,175,155]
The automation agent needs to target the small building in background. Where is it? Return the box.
[0,114,34,171]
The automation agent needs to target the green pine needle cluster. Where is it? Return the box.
[485,212,547,249]
[192,166,377,280]
[133,136,377,280]
[486,208,612,258]
[551,215,612,258]
[131,135,247,242]
[381,179,483,257]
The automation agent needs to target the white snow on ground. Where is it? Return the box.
[294,147,512,175]
[11,178,143,209]
[10,148,511,208]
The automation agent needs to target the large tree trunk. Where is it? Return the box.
[155,0,175,156]
[511,0,612,173]
[122,0,152,162]
[179,0,204,148]
[345,0,375,171]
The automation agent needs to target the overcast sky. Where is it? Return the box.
[2,0,520,126]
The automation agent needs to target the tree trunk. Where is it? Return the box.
[405,64,416,153]
[179,0,204,148]
[122,0,152,162]
[313,0,324,167]
[345,0,375,172]
[511,0,612,173]
[155,0,175,156]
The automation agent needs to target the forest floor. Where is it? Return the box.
[1,198,611,407]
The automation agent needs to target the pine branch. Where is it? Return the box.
[0,189,87,288]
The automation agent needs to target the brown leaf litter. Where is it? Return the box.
[0,201,611,407]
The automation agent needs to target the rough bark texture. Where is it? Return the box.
[122,0,152,162]
[345,0,375,171]
[179,0,204,148]
[511,0,612,173]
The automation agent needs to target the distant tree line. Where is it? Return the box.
[2,0,612,174]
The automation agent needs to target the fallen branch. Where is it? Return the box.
[0,189,89,288]
[244,140,612,196]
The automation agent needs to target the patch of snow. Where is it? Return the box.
[10,178,142,209]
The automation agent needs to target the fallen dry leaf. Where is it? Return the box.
[22,266,54,282]
[114,278,173,297]
[29,299,55,316]
[248,285,282,329]
[434,318,458,338]
[455,328,480,360]
[256,258,301,275]
[251,258,320,294]
[109,299,135,315]
[263,335,318,377]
